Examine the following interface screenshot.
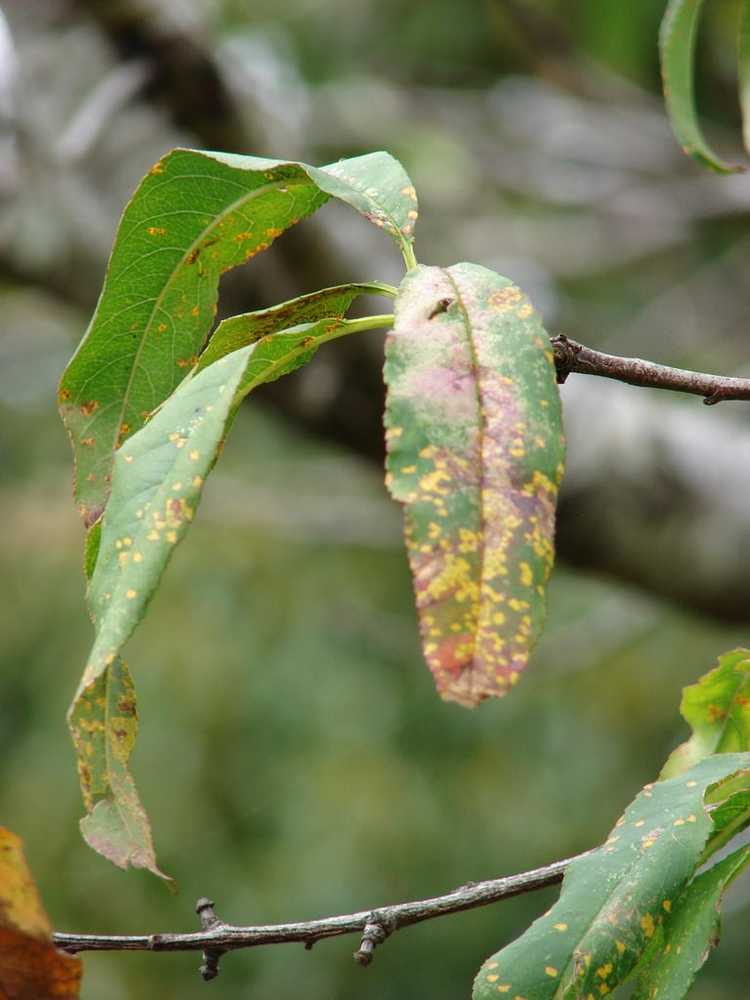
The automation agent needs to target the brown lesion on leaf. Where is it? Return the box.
[187,237,219,264]
[177,355,199,368]
[80,437,95,447]
[58,387,72,402]
[707,703,728,722]
[79,400,99,417]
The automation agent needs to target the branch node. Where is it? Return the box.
[703,389,726,405]
[354,912,394,967]
[550,334,579,384]
[195,898,220,929]
[195,898,227,981]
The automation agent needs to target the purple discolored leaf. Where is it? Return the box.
[384,263,564,706]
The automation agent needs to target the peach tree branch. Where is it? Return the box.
[53,852,584,979]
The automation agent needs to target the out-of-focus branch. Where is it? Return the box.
[73,0,253,153]
[552,335,750,404]
[53,854,577,977]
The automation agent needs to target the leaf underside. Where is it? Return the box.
[58,148,417,527]
[71,347,253,875]
[659,0,744,173]
[384,263,564,707]
[473,753,750,1000]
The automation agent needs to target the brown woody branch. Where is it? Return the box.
[552,335,750,404]
[53,853,581,978]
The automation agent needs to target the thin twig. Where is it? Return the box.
[552,335,750,404]
[53,853,580,959]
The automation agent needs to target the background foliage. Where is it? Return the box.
[2,1,750,997]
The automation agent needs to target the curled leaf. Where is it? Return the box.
[196,281,389,372]
[384,263,564,706]
[69,657,172,883]
[660,0,744,173]
[71,347,253,874]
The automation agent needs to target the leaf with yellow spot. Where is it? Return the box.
[384,263,564,706]
[473,754,750,1000]
[661,648,750,779]
[71,346,254,874]
[0,827,82,998]
[69,656,171,883]
[71,315,386,872]
[196,282,391,372]
[631,845,750,1000]
[59,148,416,527]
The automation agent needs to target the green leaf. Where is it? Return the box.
[71,345,253,872]
[631,845,750,1000]
[472,753,750,1000]
[196,281,391,372]
[659,0,744,173]
[70,311,395,873]
[383,263,564,707]
[661,648,750,779]
[69,656,172,884]
[740,0,750,153]
[58,148,417,526]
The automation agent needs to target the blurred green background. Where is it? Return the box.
[2,1,750,997]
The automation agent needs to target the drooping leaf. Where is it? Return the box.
[473,753,750,1000]
[631,845,750,1000]
[740,0,750,153]
[659,0,744,173]
[69,656,172,882]
[58,148,417,526]
[661,648,750,779]
[71,346,254,872]
[383,263,564,706]
[71,312,387,872]
[196,281,391,372]
[0,827,82,1000]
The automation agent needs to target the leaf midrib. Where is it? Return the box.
[444,269,487,702]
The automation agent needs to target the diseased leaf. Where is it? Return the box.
[659,0,744,173]
[383,263,564,706]
[662,648,750,779]
[196,281,390,372]
[71,316,376,872]
[473,753,750,1000]
[69,656,172,883]
[632,845,750,1000]
[58,148,416,526]
[228,317,366,401]
[72,346,253,873]
[0,827,82,1000]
